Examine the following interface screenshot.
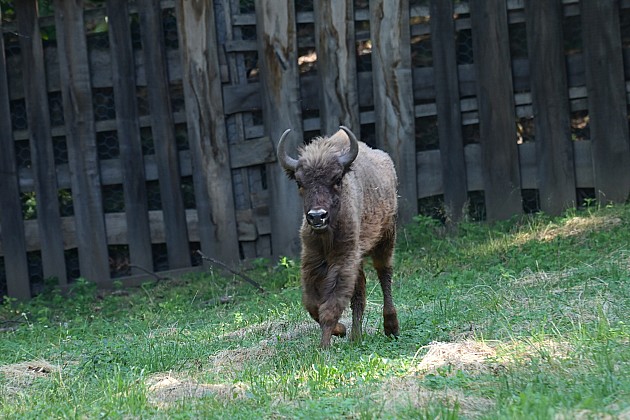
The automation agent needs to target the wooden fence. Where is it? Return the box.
[1,0,630,299]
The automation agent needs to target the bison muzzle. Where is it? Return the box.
[277,126,400,348]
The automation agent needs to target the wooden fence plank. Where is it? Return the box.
[525,0,576,215]
[581,0,630,203]
[313,0,360,136]
[430,0,468,223]
[256,0,303,259]
[175,0,240,264]
[106,0,154,274]
[15,0,68,287]
[369,0,418,223]
[415,142,594,199]
[0,9,30,299]
[138,0,191,268]
[54,0,110,285]
[470,0,522,220]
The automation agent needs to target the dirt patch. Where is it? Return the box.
[379,376,494,418]
[146,373,249,408]
[536,216,621,242]
[210,320,318,375]
[412,340,498,375]
[0,360,59,397]
[220,320,318,345]
[209,345,277,375]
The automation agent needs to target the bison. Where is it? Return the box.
[277,126,400,348]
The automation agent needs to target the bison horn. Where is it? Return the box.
[338,126,359,169]
[277,129,298,172]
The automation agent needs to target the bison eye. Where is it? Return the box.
[334,177,342,187]
[296,180,303,189]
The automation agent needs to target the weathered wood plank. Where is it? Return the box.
[138,0,191,268]
[175,0,240,264]
[430,0,467,223]
[256,0,303,259]
[6,210,195,253]
[416,142,594,199]
[2,206,273,254]
[313,0,360,136]
[54,0,110,285]
[15,0,68,289]
[369,0,418,223]
[106,0,154,275]
[229,137,275,169]
[17,144,274,192]
[581,0,630,203]
[526,0,576,214]
[470,0,522,220]
[0,9,30,299]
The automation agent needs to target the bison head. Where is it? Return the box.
[277,126,359,232]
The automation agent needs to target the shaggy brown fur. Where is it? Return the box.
[278,127,400,348]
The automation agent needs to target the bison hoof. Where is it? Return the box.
[384,313,399,338]
[332,322,346,337]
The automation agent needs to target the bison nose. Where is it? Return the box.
[306,209,329,228]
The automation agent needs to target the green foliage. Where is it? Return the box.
[1,204,630,418]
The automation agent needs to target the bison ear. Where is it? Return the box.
[283,168,296,180]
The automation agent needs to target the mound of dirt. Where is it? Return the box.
[146,374,250,408]
[413,340,498,375]
[0,360,59,397]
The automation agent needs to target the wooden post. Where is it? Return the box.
[470,0,522,220]
[314,0,360,137]
[16,0,68,287]
[106,0,154,273]
[175,0,240,264]
[138,0,191,268]
[369,0,417,224]
[54,0,110,285]
[0,8,30,299]
[581,0,630,203]
[256,0,303,260]
[430,0,468,224]
[525,0,576,215]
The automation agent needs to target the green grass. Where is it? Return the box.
[1,204,629,419]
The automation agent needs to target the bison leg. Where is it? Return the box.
[302,276,346,343]
[350,264,367,342]
[372,234,400,338]
[302,292,321,324]
[375,265,399,337]
[318,268,356,348]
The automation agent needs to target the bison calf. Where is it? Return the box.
[277,126,400,348]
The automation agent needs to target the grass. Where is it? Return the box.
[1,203,629,419]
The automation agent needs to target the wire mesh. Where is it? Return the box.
[508,21,528,60]
[10,98,27,131]
[162,8,179,50]
[415,116,439,151]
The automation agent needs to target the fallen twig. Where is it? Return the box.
[129,264,170,284]
[196,251,265,293]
